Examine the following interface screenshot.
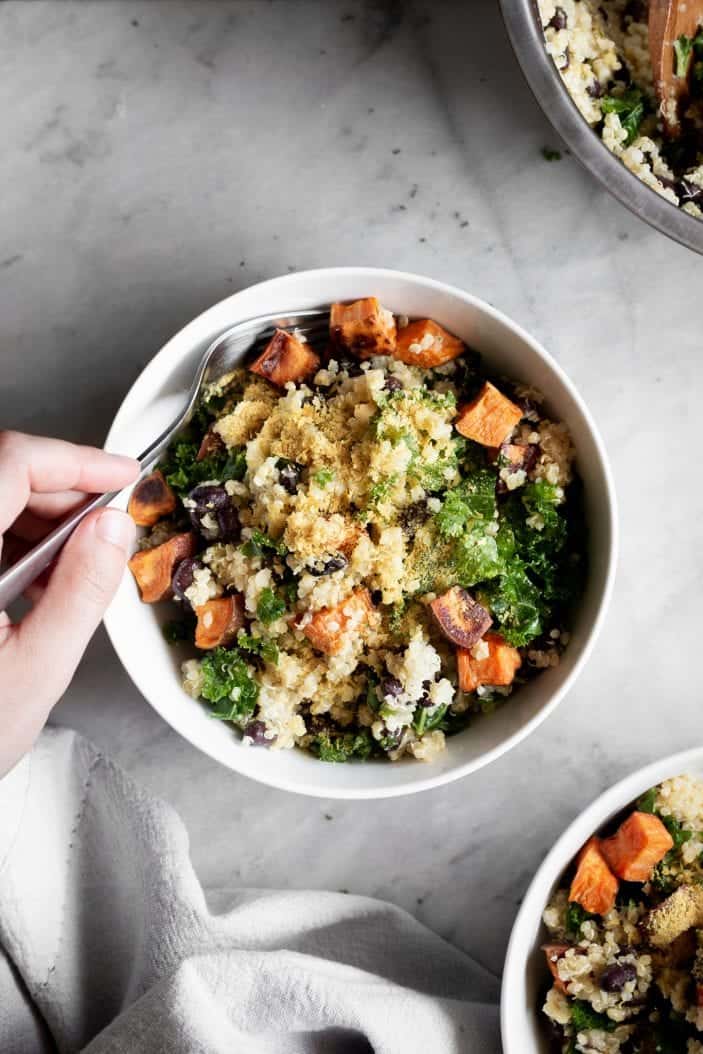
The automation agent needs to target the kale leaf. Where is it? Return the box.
[309,729,374,763]
[237,632,279,665]
[240,529,288,558]
[565,901,596,938]
[601,88,645,146]
[256,587,286,625]
[570,1000,615,1033]
[161,439,246,494]
[199,647,259,725]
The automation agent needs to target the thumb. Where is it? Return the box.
[17,508,135,704]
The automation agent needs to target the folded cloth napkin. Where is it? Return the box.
[0,728,500,1053]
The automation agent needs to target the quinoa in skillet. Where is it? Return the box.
[127,298,584,763]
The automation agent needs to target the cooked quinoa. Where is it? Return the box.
[539,0,703,218]
[128,298,584,763]
[542,775,703,1051]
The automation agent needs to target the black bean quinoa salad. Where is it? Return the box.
[127,298,584,763]
[540,0,703,217]
[542,776,703,1053]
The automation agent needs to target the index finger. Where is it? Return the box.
[0,431,139,533]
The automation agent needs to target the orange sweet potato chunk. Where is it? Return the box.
[455,382,523,448]
[303,589,373,655]
[194,595,246,650]
[329,297,396,359]
[393,319,464,368]
[601,812,674,882]
[128,532,197,604]
[542,944,570,994]
[430,586,492,649]
[569,837,619,916]
[250,329,320,387]
[127,470,177,528]
[456,632,521,693]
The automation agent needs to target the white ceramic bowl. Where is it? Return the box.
[501,747,703,1052]
[103,266,616,799]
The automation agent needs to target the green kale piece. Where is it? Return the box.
[236,632,279,665]
[570,1000,615,1033]
[199,647,258,725]
[413,704,448,736]
[313,468,335,487]
[662,814,693,851]
[240,529,288,558]
[480,565,543,647]
[565,901,596,938]
[256,587,286,625]
[161,439,246,494]
[601,88,645,146]
[674,33,694,78]
[637,787,657,814]
[309,729,374,763]
[435,470,497,538]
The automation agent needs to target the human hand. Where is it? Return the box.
[0,431,139,778]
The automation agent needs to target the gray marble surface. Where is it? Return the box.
[2,0,701,982]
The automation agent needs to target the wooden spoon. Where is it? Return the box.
[649,0,703,136]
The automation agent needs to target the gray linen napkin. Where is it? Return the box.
[0,728,500,1053]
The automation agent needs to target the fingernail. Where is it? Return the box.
[95,509,135,553]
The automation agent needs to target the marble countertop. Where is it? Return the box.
[3,0,701,982]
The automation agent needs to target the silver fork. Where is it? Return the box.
[0,307,330,611]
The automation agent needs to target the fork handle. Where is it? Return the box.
[0,427,176,613]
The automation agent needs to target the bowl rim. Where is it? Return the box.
[498,0,703,256]
[103,265,618,799]
[500,745,703,1051]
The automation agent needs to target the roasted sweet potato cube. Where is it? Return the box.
[128,532,197,603]
[250,329,320,387]
[127,470,177,527]
[601,812,674,883]
[569,837,619,917]
[430,586,492,649]
[303,589,373,655]
[197,428,224,462]
[329,297,396,359]
[393,319,464,368]
[542,944,571,994]
[456,632,521,692]
[194,595,246,649]
[455,382,523,448]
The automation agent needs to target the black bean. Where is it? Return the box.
[172,558,202,603]
[380,676,403,699]
[370,589,383,605]
[399,502,430,541]
[188,483,229,509]
[548,6,567,29]
[243,720,274,747]
[384,374,403,392]
[278,461,303,494]
[600,962,637,992]
[216,503,240,541]
[308,553,348,576]
[677,178,703,206]
[587,79,603,99]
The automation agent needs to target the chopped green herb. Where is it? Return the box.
[601,88,645,146]
[199,647,258,725]
[236,632,279,665]
[309,729,374,763]
[256,587,286,625]
[662,814,693,851]
[240,529,288,558]
[541,146,562,161]
[313,468,335,487]
[674,33,694,78]
[637,787,657,814]
[571,1000,615,1033]
[565,901,596,938]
